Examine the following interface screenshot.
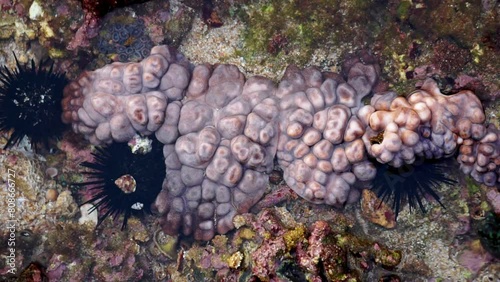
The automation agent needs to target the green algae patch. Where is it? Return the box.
[408,1,493,49]
[0,15,17,39]
[43,222,95,262]
[465,176,481,196]
[237,0,378,72]
[282,224,306,251]
[479,212,500,258]
[396,0,412,21]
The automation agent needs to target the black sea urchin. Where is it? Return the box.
[0,55,67,149]
[372,158,457,219]
[77,137,165,229]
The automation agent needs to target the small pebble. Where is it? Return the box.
[46,188,59,202]
[79,203,98,228]
[360,189,396,229]
[29,0,44,20]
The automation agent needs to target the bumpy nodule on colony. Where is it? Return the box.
[61,45,191,145]
[154,65,279,240]
[361,79,499,186]
[275,58,380,206]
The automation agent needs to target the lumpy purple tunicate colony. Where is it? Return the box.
[62,45,499,240]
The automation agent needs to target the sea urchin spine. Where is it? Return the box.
[372,158,457,219]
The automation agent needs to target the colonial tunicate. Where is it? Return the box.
[63,45,500,240]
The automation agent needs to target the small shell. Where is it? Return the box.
[45,167,58,178]
[115,174,137,194]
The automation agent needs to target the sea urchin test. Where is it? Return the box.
[62,45,499,240]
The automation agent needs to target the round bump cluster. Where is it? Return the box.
[61,45,191,145]
[275,61,379,207]
[458,124,500,186]
[96,20,154,62]
[363,78,489,169]
[153,64,280,241]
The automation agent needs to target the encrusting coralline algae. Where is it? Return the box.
[62,45,499,240]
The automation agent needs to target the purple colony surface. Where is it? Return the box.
[61,45,499,241]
